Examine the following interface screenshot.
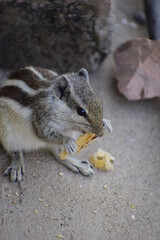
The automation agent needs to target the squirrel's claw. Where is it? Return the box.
[3,152,25,182]
[58,157,94,176]
[64,138,77,155]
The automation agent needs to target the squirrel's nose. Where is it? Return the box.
[93,124,104,137]
[96,130,104,137]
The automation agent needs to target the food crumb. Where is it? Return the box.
[39,198,44,202]
[89,149,115,170]
[58,172,64,176]
[15,192,19,197]
[131,204,136,209]
[56,233,64,239]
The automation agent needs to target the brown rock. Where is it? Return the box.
[0,0,112,73]
[114,38,160,100]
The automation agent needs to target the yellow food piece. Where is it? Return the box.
[60,133,96,160]
[89,149,115,170]
[58,172,64,176]
[131,204,136,209]
[56,234,64,239]
[38,198,43,202]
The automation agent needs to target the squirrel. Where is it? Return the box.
[0,66,112,182]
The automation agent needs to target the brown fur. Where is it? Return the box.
[34,67,58,80]
[9,68,52,90]
[0,86,34,106]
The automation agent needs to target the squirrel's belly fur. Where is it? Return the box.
[0,98,46,152]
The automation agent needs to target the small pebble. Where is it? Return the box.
[129,22,138,28]
[15,192,19,197]
[7,193,13,198]
[12,201,17,205]
[93,210,97,214]
[34,210,39,214]
[121,18,128,25]
[103,185,107,189]
[131,214,135,220]
[120,18,138,28]
[51,217,57,220]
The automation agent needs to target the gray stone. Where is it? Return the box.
[0,0,112,73]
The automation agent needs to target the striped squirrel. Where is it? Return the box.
[0,66,112,182]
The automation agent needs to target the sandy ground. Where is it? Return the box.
[0,0,160,239]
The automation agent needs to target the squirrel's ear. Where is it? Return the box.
[56,76,70,100]
[78,68,89,82]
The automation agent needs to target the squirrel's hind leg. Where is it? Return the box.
[3,151,25,182]
[48,145,94,176]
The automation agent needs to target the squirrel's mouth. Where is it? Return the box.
[96,131,104,137]
[90,119,112,137]
[81,120,112,136]
[82,130,87,134]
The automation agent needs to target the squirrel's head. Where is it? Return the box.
[53,68,104,137]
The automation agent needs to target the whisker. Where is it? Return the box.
[52,116,91,127]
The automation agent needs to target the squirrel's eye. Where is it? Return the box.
[77,107,86,117]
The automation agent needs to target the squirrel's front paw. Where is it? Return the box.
[64,138,77,155]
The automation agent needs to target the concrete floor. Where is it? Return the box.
[0,0,160,239]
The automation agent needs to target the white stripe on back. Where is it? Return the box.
[26,66,46,81]
[1,79,37,95]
